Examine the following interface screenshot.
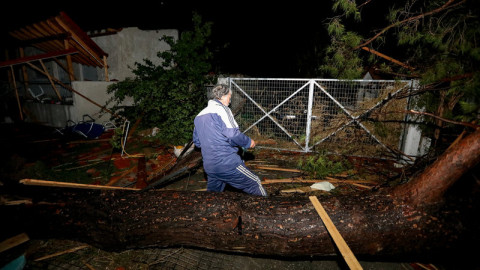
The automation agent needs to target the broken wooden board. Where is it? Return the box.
[263,178,378,185]
[310,196,363,269]
[0,233,29,253]
[255,166,302,173]
[34,245,89,262]
[280,186,315,193]
[20,179,140,191]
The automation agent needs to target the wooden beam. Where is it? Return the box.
[4,49,15,97]
[23,25,58,52]
[64,38,75,82]
[39,59,62,100]
[263,178,377,185]
[0,233,29,253]
[263,179,320,184]
[33,21,65,50]
[255,166,302,173]
[58,12,108,58]
[34,245,89,261]
[53,57,76,81]
[20,179,140,191]
[0,48,78,68]
[7,33,71,47]
[8,12,108,69]
[9,66,23,120]
[280,186,313,193]
[309,196,363,270]
[18,48,30,97]
[106,166,136,187]
[54,14,104,67]
[103,55,109,82]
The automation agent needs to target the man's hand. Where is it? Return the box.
[250,139,256,148]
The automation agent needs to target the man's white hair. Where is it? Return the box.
[211,84,231,100]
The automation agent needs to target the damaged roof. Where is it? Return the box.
[4,11,108,68]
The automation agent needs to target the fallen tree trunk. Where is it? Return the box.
[3,187,478,258]
[391,127,480,206]
[1,129,479,259]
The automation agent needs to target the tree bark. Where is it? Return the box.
[2,129,479,258]
[390,127,480,206]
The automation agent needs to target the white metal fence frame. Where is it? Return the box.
[227,78,416,159]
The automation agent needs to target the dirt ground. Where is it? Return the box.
[0,123,449,269]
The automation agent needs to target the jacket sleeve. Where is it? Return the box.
[229,128,252,148]
[192,126,201,148]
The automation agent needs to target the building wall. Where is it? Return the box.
[20,27,177,128]
[70,81,119,125]
[92,27,178,81]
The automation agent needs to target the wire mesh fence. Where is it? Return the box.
[228,78,415,159]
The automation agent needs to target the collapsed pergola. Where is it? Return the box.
[0,12,112,120]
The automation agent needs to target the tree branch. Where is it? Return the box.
[357,0,373,9]
[354,0,466,50]
[373,110,479,129]
[361,47,416,70]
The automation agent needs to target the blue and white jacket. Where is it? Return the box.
[193,99,252,174]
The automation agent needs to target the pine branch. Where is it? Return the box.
[373,110,479,129]
[357,0,373,9]
[354,0,466,50]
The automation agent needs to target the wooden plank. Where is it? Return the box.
[0,233,29,253]
[103,55,109,81]
[280,186,313,193]
[263,179,319,184]
[0,48,78,68]
[18,48,30,96]
[9,66,23,120]
[55,15,104,66]
[46,17,83,68]
[8,33,70,47]
[106,166,136,186]
[309,196,363,270]
[34,245,89,261]
[20,179,140,191]
[255,166,302,172]
[39,59,62,100]
[64,39,76,81]
[325,177,378,184]
[33,21,65,49]
[349,183,373,189]
[7,12,108,69]
[8,29,30,42]
[264,178,378,185]
[58,12,108,57]
[24,25,59,53]
[4,199,32,205]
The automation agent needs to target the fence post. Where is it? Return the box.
[305,80,315,152]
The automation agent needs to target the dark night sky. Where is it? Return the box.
[1,1,335,77]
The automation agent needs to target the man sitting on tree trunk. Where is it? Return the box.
[193,84,267,196]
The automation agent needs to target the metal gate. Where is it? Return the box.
[227,78,416,159]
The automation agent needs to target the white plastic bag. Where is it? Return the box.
[310,181,335,191]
